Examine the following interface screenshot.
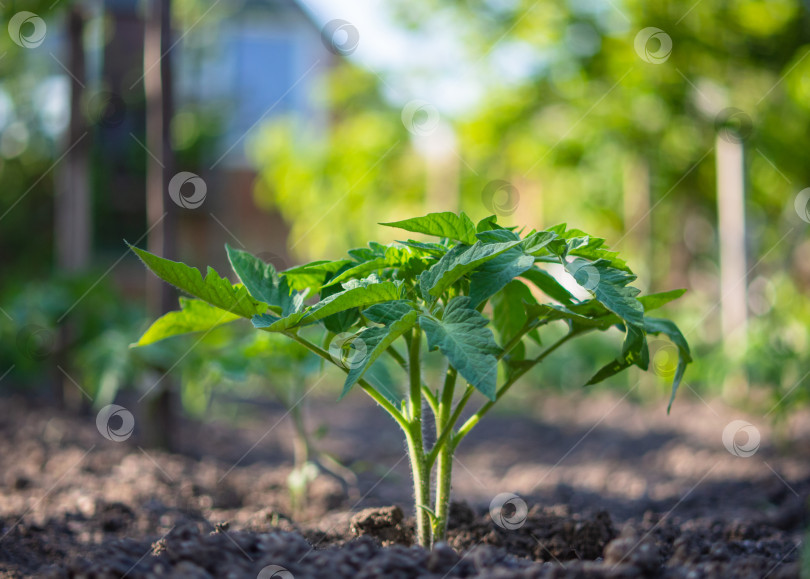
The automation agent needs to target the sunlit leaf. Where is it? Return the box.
[566,259,644,327]
[253,279,401,332]
[644,317,692,413]
[381,211,478,244]
[586,324,649,385]
[226,244,299,316]
[520,268,575,305]
[639,289,687,312]
[129,244,266,318]
[134,298,240,347]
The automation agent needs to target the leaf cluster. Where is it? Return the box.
[131,211,690,411]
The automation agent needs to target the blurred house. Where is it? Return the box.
[95,0,333,288]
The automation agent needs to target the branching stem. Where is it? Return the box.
[454,330,580,442]
[283,331,410,431]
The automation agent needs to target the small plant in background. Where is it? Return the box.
[0,275,144,400]
[131,211,691,548]
[134,323,358,513]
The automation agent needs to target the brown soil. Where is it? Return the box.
[0,388,807,578]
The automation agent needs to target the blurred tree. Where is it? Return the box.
[249,64,428,261]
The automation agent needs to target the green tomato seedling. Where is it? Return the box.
[131,211,691,547]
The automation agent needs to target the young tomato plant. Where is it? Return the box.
[130,211,691,548]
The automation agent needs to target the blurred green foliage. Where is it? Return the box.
[246,0,810,409]
[250,66,428,259]
[0,275,140,391]
[1,0,809,422]
[248,0,810,412]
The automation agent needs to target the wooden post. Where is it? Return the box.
[144,0,177,314]
[622,155,651,289]
[422,126,459,213]
[716,135,748,392]
[56,7,90,273]
[143,0,177,448]
[54,6,90,409]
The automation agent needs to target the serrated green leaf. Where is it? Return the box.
[322,258,388,289]
[567,236,628,272]
[134,298,240,347]
[476,214,502,232]
[524,301,614,329]
[226,244,299,316]
[419,297,499,399]
[586,324,649,386]
[491,280,536,360]
[347,241,388,262]
[566,259,644,327]
[521,231,557,255]
[419,239,523,300]
[546,224,629,271]
[283,259,354,293]
[638,289,687,312]
[320,264,362,333]
[341,309,418,398]
[644,317,692,413]
[396,239,450,257]
[316,279,402,323]
[251,310,310,332]
[252,280,401,332]
[364,300,416,325]
[520,268,575,305]
[381,211,477,245]
[129,244,266,318]
[321,246,418,289]
[469,249,534,307]
[475,229,520,243]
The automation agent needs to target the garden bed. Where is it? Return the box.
[0,391,806,578]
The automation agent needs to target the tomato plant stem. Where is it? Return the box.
[455,331,580,442]
[426,384,472,468]
[283,331,410,431]
[387,346,439,418]
[407,328,432,547]
[431,366,457,542]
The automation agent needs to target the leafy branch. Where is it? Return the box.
[130,210,691,547]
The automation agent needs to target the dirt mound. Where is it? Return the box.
[0,395,806,578]
[31,505,800,578]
